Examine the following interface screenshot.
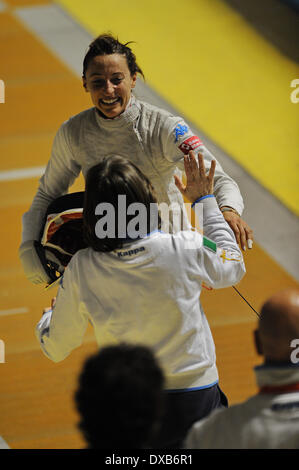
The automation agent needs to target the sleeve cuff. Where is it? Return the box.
[191,195,217,210]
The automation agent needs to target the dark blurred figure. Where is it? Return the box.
[75,343,165,449]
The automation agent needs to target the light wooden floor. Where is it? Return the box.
[0,1,298,449]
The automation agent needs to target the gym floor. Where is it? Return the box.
[0,0,298,449]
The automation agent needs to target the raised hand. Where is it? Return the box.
[174,150,216,203]
[174,150,253,251]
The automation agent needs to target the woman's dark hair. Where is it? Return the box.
[83,155,160,252]
[75,343,165,449]
[83,34,144,79]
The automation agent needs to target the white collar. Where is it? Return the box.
[255,363,299,387]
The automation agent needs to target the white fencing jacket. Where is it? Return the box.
[184,364,299,448]
[36,197,245,390]
[22,96,244,242]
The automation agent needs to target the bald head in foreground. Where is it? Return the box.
[255,288,299,364]
[184,288,299,449]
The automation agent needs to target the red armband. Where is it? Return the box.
[178,136,203,154]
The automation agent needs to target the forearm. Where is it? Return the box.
[36,267,88,361]
[198,196,241,251]
[35,305,88,362]
[21,123,81,243]
[22,186,59,242]
[198,146,244,216]
[22,169,80,243]
[35,309,59,361]
[197,197,246,288]
[191,147,253,250]
[175,150,246,288]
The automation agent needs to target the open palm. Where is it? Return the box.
[174,150,216,203]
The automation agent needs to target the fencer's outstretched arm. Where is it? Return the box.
[164,119,253,250]
[175,150,245,289]
[19,124,81,284]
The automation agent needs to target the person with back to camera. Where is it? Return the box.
[184,288,299,449]
[19,33,253,285]
[75,343,165,449]
[35,150,246,448]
